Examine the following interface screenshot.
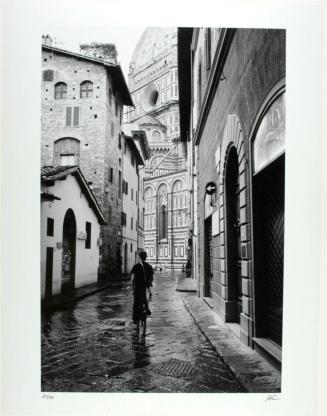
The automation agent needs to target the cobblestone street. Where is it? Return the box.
[41,273,243,393]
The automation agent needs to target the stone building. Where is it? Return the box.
[124,27,189,271]
[178,28,285,368]
[41,38,133,278]
[121,126,150,273]
[122,123,151,258]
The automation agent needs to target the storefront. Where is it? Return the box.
[251,83,285,355]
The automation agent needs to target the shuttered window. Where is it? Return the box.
[43,70,54,81]
[66,107,72,126]
[73,107,79,126]
[66,107,80,126]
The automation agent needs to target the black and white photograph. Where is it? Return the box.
[40,26,285,394]
[2,0,326,415]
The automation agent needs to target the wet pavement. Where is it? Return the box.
[41,272,244,393]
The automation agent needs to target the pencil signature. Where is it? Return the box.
[265,394,281,402]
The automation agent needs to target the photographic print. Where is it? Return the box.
[40,26,285,393]
[2,0,326,415]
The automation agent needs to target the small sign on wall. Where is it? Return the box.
[56,242,62,249]
[77,231,87,240]
[212,209,220,236]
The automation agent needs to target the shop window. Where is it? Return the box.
[80,81,93,98]
[85,222,91,249]
[55,82,67,99]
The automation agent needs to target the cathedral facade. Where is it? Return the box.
[125,28,189,271]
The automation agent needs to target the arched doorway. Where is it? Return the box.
[252,89,285,347]
[61,209,76,294]
[225,146,242,322]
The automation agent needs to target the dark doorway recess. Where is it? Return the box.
[253,154,285,346]
[204,216,213,297]
[61,209,76,295]
[124,243,128,274]
[225,146,242,322]
[45,247,53,300]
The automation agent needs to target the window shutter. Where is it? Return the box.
[73,107,79,126]
[43,70,54,81]
[66,107,72,126]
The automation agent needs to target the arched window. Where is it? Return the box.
[157,183,168,239]
[172,180,183,209]
[159,205,167,240]
[144,186,153,197]
[80,81,93,98]
[55,82,67,99]
[53,137,80,166]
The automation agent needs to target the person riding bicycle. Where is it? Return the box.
[131,251,153,328]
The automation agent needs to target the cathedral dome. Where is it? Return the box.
[130,27,177,74]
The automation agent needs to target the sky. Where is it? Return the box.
[44,26,146,80]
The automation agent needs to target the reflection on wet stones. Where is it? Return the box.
[41,273,242,393]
